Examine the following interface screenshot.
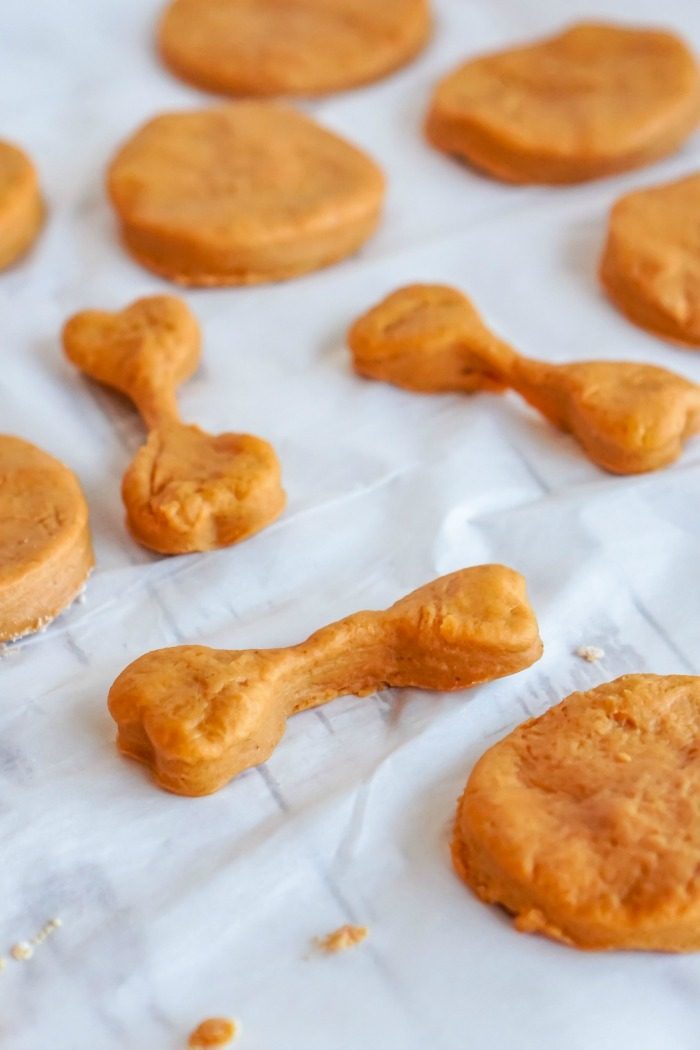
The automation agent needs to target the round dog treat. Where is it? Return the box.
[601,174,700,347]
[107,103,385,286]
[453,674,700,951]
[0,141,44,271]
[158,0,431,98]
[0,436,94,642]
[426,22,700,184]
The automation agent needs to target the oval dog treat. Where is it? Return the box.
[0,436,93,642]
[107,103,385,286]
[158,0,431,98]
[601,173,700,348]
[109,565,542,796]
[63,295,285,554]
[349,284,700,473]
[0,141,44,271]
[426,22,700,184]
[453,674,700,952]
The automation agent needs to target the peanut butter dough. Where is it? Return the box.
[426,22,700,184]
[109,565,542,795]
[107,103,385,286]
[0,141,43,270]
[454,675,700,951]
[158,0,431,98]
[349,284,700,473]
[0,436,93,642]
[601,173,700,347]
[63,295,285,554]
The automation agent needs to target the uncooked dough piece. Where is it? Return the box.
[0,141,44,270]
[109,564,542,795]
[158,0,431,98]
[426,22,700,184]
[63,295,285,554]
[348,283,700,474]
[601,173,700,347]
[453,675,700,952]
[107,103,385,286]
[0,436,93,641]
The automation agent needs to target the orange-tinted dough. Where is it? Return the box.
[0,141,44,271]
[0,436,93,642]
[109,565,542,796]
[601,173,700,347]
[453,674,700,952]
[426,22,700,184]
[348,283,700,473]
[158,0,431,98]
[107,103,385,286]
[188,1017,236,1048]
[63,295,285,554]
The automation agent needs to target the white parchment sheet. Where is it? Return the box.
[2,0,700,1047]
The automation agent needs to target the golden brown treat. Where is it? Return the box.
[601,174,700,347]
[0,141,44,271]
[348,283,700,473]
[316,924,368,953]
[188,1017,236,1048]
[109,565,542,796]
[453,674,700,952]
[107,104,385,286]
[62,295,285,554]
[426,22,700,184]
[0,436,93,642]
[158,0,431,98]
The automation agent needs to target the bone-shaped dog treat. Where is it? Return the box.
[63,295,285,554]
[108,564,542,796]
[348,284,700,474]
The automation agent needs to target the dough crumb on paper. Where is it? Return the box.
[316,923,369,954]
[576,645,605,663]
[188,1017,236,1048]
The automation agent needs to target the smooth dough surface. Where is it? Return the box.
[0,436,94,641]
[426,22,700,184]
[454,675,700,951]
[0,141,44,270]
[158,0,431,97]
[107,103,385,286]
[601,174,700,347]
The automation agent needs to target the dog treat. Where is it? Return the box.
[453,674,700,951]
[109,565,542,796]
[188,1017,236,1048]
[601,174,700,348]
[0,436,93,642]
[158,0,431,98]
[63,295,285,554]
[0,141,44,270]
[426,22,700,184]
[349,284,700,474]
[107,103,385,286]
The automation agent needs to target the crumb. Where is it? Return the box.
[10,942,34,961]
[316,923,369,954]
[188,1017,236,1048]
[31,917,62,946]
[576,645,605,663]
[0,957,6,972]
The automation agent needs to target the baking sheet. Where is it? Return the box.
[3,0,700,1046]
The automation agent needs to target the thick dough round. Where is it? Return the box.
[601,174,700,347]
[426,22,700,184]
[0,436,94,641]
[453,675,700,951]
[107,103,385,286]
[158,0,431,98]
[0,141,44,271]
